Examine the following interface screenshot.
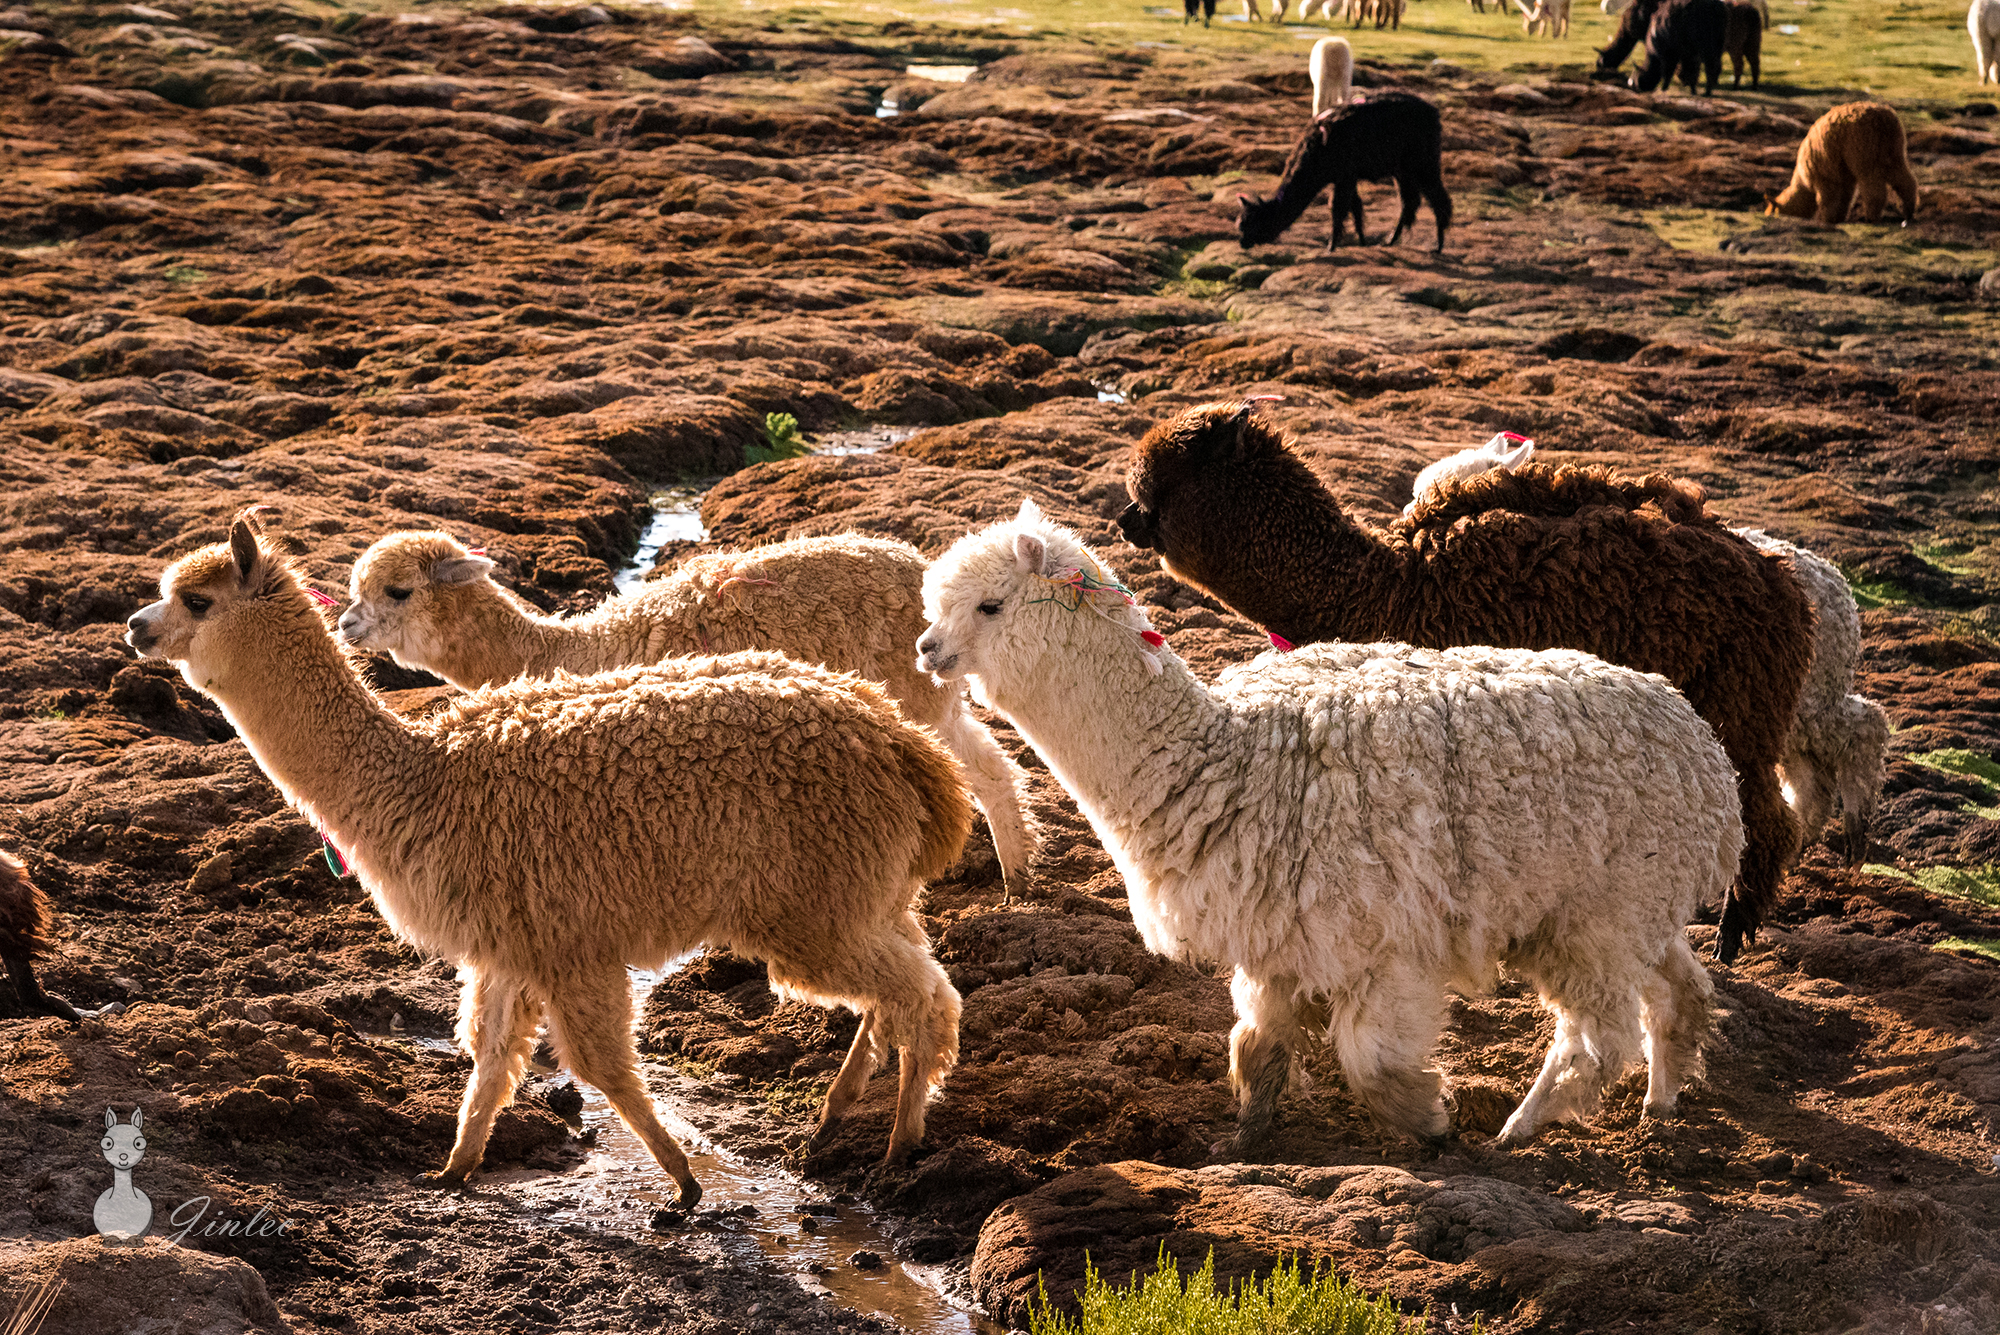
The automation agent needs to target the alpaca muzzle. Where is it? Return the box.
[1118,502,1161,552]
[915,633,958,677]
[124,604,164,657]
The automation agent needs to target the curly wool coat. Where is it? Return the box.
[342,530,1037,897]
[130,520,971,1204]
[1121,402,1816,963]
[919,503,1739,1150]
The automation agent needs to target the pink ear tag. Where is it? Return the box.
[1140,631,1165,648]
[306,588,339,608]
[1269,632,1296,652]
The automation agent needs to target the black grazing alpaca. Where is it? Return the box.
[1633,0,1728,94]
[1185,0,1218,23]
[1236,92,1453,254]
[1723,0,1762,87]
[1594,0,1664,77]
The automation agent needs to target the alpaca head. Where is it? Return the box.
[1121,401,1321,597]
[341,531,496,668]
[1235,192,1289,248]
[919,499,1166,701]
[100,1107,145,1170]
[126,510,334,695]
[1404,433,1536,516]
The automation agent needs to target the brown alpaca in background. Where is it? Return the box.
[1120,402,1817,964]
[1767,102,1918,224]
[0,851,80,1022]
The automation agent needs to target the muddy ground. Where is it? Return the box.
[3,3,2000,1332]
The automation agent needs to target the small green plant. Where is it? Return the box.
[1028,1246,1426,1335]
[747,412,811,465]
[1912,865,2000,907]
[164,264,210,285]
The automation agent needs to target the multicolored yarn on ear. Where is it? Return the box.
[1031,561,1167,675]
[305,587,339,609]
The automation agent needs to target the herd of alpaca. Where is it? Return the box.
[72,386,1891,1189]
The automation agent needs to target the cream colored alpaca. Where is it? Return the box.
[128,516,970,1204]
[342,531,1037,900]
[920,501,1737,1150]
[1514,0,1571,37]
[1309,37,1354,116]
[1973,0,2000,83]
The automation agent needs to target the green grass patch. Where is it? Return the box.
[747,411,812,465]
[1905,749,2000,819]
[1028,1247,1427,1335]
[164,264,211,285]
[1912,864,2000,907]
[1935,937,2000,964]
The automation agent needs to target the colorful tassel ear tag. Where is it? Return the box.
[1269,632,1296,652]
[1141,631,1165,648]
[318,829,350,877]
[305,588,339,608]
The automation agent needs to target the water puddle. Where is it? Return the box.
[615,486,710,592]
[876,96,900,118]
[1094,384,1128,404]
[377,968,1001,1335]
[812,425,916,456]
[906,64,978,82]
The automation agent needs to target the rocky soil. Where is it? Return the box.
[3,3,2000,1333]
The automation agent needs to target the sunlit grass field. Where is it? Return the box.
[666,0,1993,105]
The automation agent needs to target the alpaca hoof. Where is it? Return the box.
[883,1140,919,1169]
[39,995,82,1024]
[674,1177,702,1209]
[415,1169,471,1189]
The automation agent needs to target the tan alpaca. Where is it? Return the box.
[127,515,971,1204]
[1766,102,1919,225]
[343,531,1038,900]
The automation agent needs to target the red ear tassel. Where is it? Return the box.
[1269,632,1296,652]
[306,588,339,608]
[1140,631,1165,648]
[468,547,487,556]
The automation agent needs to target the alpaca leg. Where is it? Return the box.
[1639,938,1714,1121]
[1497,951,1645,1145]
[1817,173,1857,224]
[3,950,80,1023]
[937,697,1038,901]
[1322,965,1449,1140]
[1888,163,1918,222]
[1424,176,1453,254]
[1777,745,1836,857]
[811,1011,886,1147]
[544,972,701,1207]
[772,911,960,1166]
[1834,696,1890,866]
[1717,766,1801,963]
[429,969,542,1185]
[1749,43,1760,86]
[1856,177,1889,223]
[1228,970,1302,1153]
[1703,49,1720,94]
[1388,174,1422,247]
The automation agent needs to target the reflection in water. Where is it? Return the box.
[616,489,709,593]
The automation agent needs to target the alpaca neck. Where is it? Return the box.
[1265,143,1335,233]
[978,622,1231,862]
[435,584,590,689]
[207,595,432,860]
[109,1166,133,1193]
[1198,472,1407,646]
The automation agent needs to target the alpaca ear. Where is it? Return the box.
[431,555,495,587]
[238,504,281,532]
[131,1107,143,1132]
[1015,498,1045,527]
[1497,440,1535,470]
[106,1107,117,1130]
[229,519,261,588]
[1013,529,1048,576]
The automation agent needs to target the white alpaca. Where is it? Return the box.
[1514,0,1572,37]
[343,531,1038,900]
[1974,0,2000,83]
[1407,442,1890,864]
[918,501,1739,1149]
[1309,37,1354,117]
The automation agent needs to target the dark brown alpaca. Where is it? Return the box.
[1120,402,1816,963]
[1,851,80,1022]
